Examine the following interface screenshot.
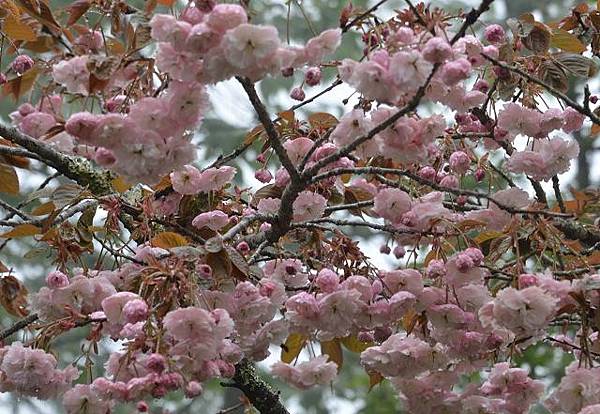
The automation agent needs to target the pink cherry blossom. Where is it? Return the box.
[171,165,203,195]
[192,210,230,231]
[441,58,471,86]
[422,37,453,63]
[52,56,90,95]
[11,55,34,73]
[46,271,69,288]
[507,137,579,181]
[292,191,327,222]
[0,342,79,400]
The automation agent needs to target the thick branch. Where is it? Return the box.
[226,358,290,414]
[0,313,39,341]
[237,77,301,183]
[0,123,113,195]
[554,220,600,247]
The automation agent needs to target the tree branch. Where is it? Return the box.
[237,77,301,183]
[0,313,39,342]
[0,123,113,195]
[225,358,290,414]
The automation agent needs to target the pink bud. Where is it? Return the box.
[426,259,446,279]
[137,401,149,412]
[358,331,375,343]
[195,0,216,12]
[379,245,391,254]
[457,195,467,205]
[46,271,69,288]
[236,241,250,253]
[104,95,126,112]
[94,148,116,166]
[372,280,383,295]
[290,87,305,101]
[198,264,213,278]
[255,169,273,183]
[185,381,203,398]
[393,245,405,259]
[475,168,485,182]
[418,166,437,181]
[315,269,339,293]
[146,353,166,373]
[11,55,34,74]
[123,299,148,324]
[439,175,459,189]
[304,67,322,86]
[484,24,506,44]
[518,274,538,289]
[449,151,470,174]
[0,73,7,85]
[473,80,489,93]
[281,67,294,77]
[274,168,290,187]
[256,153,267,163]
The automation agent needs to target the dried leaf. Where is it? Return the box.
[281,333,307,363]
[320,339,343,370]
[368,370,384,391]
[31,201,55,216]
[150,232,188,249]
[2,65,40,100]
[308,112,338,129]
[111,176,132,193]
[1,0,21,16]
[226,246,249,281]
[538,60,569,93]
[22,34,55,53]
[3,13,37,41]
[0,224,41,239]
[551,29,586,53]
[591,11,600,31]
[251,184,283,207]
[0,275,29,317]
[341,335,372,353]
[0,163,19,194]
[206,250,234,290]
[522,23,551,53]
[14,0,61,36]
[473,231,505,246]
[0,261,8,273]
[67,0,91,26]
[244,125,264,146]
[157,0,176,6]
[554,53,598,78]
[278,110,295,123]
[455,219,486,232]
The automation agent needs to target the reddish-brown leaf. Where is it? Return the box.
[0,224,41,239]
[368,370,384,391]
[3,12,37,41]
[66,0,91,25]
[321,339,343,370]
[281,333,307,363]
[150,232,188,249]
[0,275,29,317]
[31,201,55,216]
[0,163,19,194]
[2,65,40,100]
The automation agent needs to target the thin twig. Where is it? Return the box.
[0,313,39,341]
